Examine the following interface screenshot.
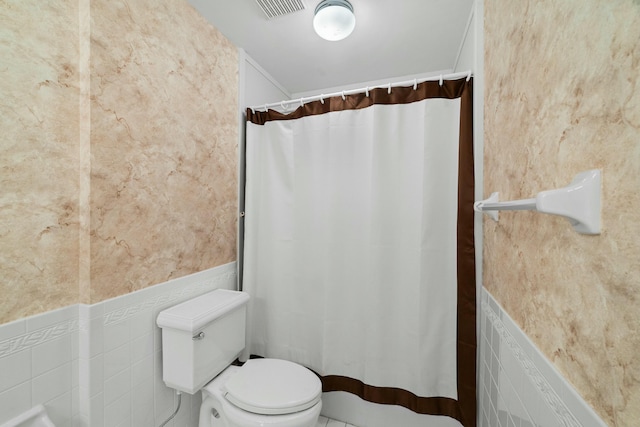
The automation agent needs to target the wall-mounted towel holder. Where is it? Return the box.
[474,169,601,235]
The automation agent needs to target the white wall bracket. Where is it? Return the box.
[474,170,601,235]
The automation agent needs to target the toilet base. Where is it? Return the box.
[199,365,322,427]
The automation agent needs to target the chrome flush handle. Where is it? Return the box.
[192,331,205,340]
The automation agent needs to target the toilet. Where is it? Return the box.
[156,289,322,427]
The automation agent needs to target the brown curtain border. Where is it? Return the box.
[246,78,471,125]
[321,375,464,421]
[457,78,477,427]
[248,79,477,427]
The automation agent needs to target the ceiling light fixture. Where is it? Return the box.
[313,0,356,41]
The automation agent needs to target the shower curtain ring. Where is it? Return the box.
[320,94,325,104]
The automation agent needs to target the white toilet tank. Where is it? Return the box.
[156,289,250,394]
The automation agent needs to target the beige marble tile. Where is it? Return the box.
[484,0,640,425]
[0,0,239,320]
[79,0,92,304]
[0,0,81,323]
[88,0,238,302]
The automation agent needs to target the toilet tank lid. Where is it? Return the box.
[156,289,249,333]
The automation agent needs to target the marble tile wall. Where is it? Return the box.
[0,0,238,323]
[0,0,81,324]
[479,288,607,427]
[88,0,238,302]
[483,1,640,425]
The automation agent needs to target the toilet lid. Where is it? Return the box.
[224,358,322,415]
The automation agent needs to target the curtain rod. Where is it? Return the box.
[248,70,473,113]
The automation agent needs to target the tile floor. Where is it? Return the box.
[316,415,358,427]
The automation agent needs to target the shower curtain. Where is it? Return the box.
[243,78,476,427]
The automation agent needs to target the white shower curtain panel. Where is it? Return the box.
[243,97,462,399]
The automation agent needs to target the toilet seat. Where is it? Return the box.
[223,359,322,415]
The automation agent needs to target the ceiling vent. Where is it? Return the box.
[255,0,306,19]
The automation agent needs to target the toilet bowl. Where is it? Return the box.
[156,289,323,427]
[199,361,321,427]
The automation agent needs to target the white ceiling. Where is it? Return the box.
[188,0,474,94]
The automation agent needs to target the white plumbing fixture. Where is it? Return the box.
[0,405,56,427]
[156,289,322,427]
[474,169,601,235]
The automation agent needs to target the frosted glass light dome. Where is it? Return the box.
[313,0,356,41]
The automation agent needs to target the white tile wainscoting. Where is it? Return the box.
[0,304,78,426]
[0,262,237,427]
[0,266,607,427]
[479,288,607,427]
